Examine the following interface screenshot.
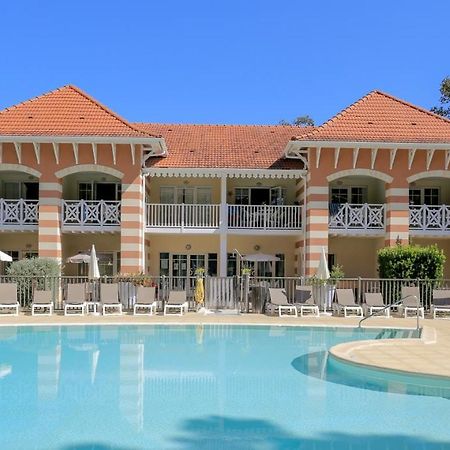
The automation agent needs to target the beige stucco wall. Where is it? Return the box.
[0,232,38,253]
[328,236,385,278]
[61,233,120,275]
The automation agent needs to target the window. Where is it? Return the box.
[409,188,440,206]
[207,253,218,276]
[330,187,367,204]
[227,253,237,276]
[78,182,120,201]
[160,187,212,204]
[235,188,250,205]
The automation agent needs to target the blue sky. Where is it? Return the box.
[0,0,449,126]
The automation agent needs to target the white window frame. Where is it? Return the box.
[330,185,368,204]
[409,187,440,206]
[159,186,212,204]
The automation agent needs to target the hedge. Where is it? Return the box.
[377,244,446,280]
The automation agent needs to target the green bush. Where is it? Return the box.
[7,257,61,305]
[377,244,445,280]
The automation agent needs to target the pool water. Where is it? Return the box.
[0,325,449,449]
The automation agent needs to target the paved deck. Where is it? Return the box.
[0,312,449,379]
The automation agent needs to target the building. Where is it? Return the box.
[0,86,449,278]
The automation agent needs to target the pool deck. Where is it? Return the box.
[1,312,449,379]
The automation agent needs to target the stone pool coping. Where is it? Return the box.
[0,312,449,379]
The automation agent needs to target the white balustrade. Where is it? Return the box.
[146,204,220,228]
[329,203,385,230]
[0,199,39,228]
[409,205,450,232]
[227,204,302,230]
[63,200,121,228]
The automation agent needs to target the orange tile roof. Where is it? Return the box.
[293,90,450,144]
[134,123,312,169]
[0,85,158,138]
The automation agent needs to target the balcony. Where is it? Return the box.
[146,204,221,232]
[62,200,121,231]
[228,205,302,232]
[145,203,302,233]
[409,205,450,234]
[329,203,385,234]
[0,199,39,231]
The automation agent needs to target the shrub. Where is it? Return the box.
[377,244,445,280]
[6,257,61,305]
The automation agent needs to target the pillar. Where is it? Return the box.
[294,177,306,277]
[304,181,329,276]
[120,175,145,274]
[385,183,410,246]
[219,174,228,277]
[38,180,63,263]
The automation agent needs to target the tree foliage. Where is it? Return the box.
[377,244,445,280]
[431,77,450,118]
[279,115,315,126]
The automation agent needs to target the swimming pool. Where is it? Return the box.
[0,324,448,449]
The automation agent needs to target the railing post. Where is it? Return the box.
[357,277,362,304]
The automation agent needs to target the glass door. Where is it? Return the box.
[171,254,188,289]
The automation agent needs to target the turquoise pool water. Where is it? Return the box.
[0,325,449,449]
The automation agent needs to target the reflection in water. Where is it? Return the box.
[292,351,450,400]
[0,325,448,449]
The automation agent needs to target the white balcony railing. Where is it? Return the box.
[329,203,385,230]
[62,200,121,228]
[146,203,220,228]
[228,204,302,230]
[409,205,450,232]
[0,199,39,228]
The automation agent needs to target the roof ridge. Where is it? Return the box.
[133,122,314,129]
[373,89,450,125]
[64,85,160,138]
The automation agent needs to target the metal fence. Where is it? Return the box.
[0,274,449,313]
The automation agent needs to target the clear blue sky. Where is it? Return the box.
[1,0,449,126]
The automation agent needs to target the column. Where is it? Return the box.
[219,175,228,277]
[294,176,306,277]
[385,182,410,246]
[38,180,63,263]
[304,182,329,276]
[120,175,145,274]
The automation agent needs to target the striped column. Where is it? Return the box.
[38,181,63,263]
[304,183,329,276]
[120,176,145,274]
[294,177,305,276]
[385,185,409,246]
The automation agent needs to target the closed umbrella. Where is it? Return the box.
[88,244,100,280]
[194,277,205,305]
[0,251,12,262]
[314,247,330,312]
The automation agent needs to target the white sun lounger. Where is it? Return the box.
[32,290,53,316]
[133,286,157,315]
[0,283,19,316]
[164,291,189,316]
[64,283,87,315]
[431,290,450,319]
[334,289,363,318]
[363,293,390,318]
[100,283,122,315]
[266,288,297,317]
[399,286,424,318]
[294,286,319,317]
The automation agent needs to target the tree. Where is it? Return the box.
[431,77,450,118]
[279,115,315,126]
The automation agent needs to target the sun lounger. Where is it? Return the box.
[164,291,189,316]
[0,283,19,316]
[431,290,450,319]
[100,283,122,315]
[399,286,424,318]
[32,290,53,316]
[334,289,363,318]
[294,286,319,317]
[266,288,297,317]
[64,283,87,315]
[133,286,157,315]
[363,293,390,318]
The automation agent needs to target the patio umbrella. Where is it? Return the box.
[88,244,100,280]
[242,253,280,262]
[0,251,12,262]
[66,252,91,264]
[314,247,330,312]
